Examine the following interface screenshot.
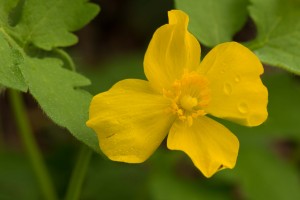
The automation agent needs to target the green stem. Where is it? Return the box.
[64,145,93,200]
[54,48,76,71]
[0,111,4,151]
[0,87,5,151]
[8,89,58,200]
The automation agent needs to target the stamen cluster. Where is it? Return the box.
[164,72,210,126]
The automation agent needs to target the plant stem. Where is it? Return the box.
[54,48,76,71]
[0,111,4,151]
[64,144,93,200]
[8,89,58,200]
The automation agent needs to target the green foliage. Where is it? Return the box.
[150,174,230,200]
[0,0,100,152]
[176,0,300,74]
[2,47,300,199]
[247,0,300,74]
[0,0,18,27]
[234,143,300,200]
[257,74,300,138]
[21,57,99,152]
[1,0,300,198]
[86,54,300,200]
[149,150,232,200]
[0,153,40,200]
[13,0,100,50]
[0,31,27,91]
[81,158,149,200]
[217,72,300,198]
[175,0,248,47]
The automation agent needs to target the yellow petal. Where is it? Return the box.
[144,10,200,92]
[86,79,175,163]
[198,42,268,126]
[167,117,239,178]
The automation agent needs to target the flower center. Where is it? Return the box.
[164,72,210,126]
[180,95,198,112]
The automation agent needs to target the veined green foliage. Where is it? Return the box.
[21,57,99,152]
[0,0,100,152]
[13,0,99,50]
[176,0,300,74]
[247,0,300,74]
[175,0,248,47]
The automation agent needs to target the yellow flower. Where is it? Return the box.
[86,10,268,178]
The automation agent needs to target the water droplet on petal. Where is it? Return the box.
[221,69,226,74]
[234,75,240,83]
[238,102,249,114]
[223,83,232,95]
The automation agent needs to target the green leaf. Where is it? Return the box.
[235,142,300,200]
[247,0,300,74]
[0,0,100,151]
[20,57,99,152]
[175,0,248,47]
[13,0,100,50]
[0,0,18,27]
[0,30,27,91]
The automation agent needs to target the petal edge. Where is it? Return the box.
[87,79,175,163]
[167,116,239,178]
[144,10,201,92]
[199,42,268,126]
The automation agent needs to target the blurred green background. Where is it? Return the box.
[1,0,300,199]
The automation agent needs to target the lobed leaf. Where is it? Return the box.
[0,0,100,151]
[13,0,100,50]
[175,0,248,47]
[247,0,300,74]
[20,57,99,152]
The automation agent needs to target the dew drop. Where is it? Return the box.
[234,75,240,83]
[220,69,226,74]
[223,83,232,95]
[238,102,249,114]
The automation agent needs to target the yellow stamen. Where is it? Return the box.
[163,72,210,126]
[180,95,198,112]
